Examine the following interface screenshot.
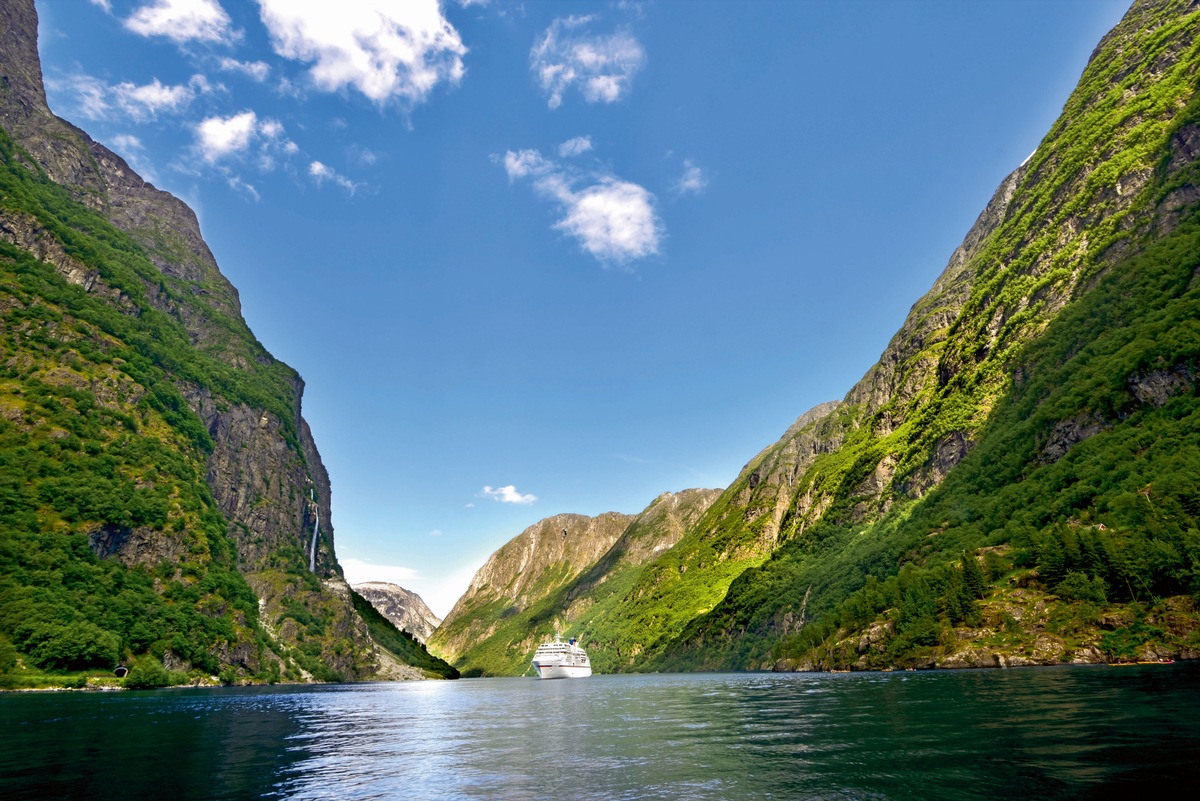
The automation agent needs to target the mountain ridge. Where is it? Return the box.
[353,582,441,644]
[429,488,722,675]
[435,0,1200,675]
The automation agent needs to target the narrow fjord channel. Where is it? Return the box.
[4,664,1198,799]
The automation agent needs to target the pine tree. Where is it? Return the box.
[961,551,987,599]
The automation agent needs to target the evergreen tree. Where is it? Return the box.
[961,551,987,599]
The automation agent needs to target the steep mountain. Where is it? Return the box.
[435,0,1200,675]
[0,0,454,686]
[429,488,721,676]
[580,0,1200,672]
[353,582,441,644]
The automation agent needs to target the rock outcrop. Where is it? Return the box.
[353,582,442,644]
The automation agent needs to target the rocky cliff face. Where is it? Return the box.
[0,0,393,682]
[353,582,441,644]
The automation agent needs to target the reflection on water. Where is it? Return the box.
[2,664,1198,800]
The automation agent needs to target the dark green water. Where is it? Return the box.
[3,664,1198,799]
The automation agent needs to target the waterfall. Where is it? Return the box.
[309,511,319,573]
[308,489,319,573]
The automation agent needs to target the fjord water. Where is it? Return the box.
[3,664,1198,800]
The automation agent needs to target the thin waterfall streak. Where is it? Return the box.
[309,509,319,573]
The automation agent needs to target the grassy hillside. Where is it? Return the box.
[642,0,1200,671]
[349,590,459,679]
[545,0,1200,672]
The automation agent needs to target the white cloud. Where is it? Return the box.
[500,148,662,265]
[532,16,645,109]
[218,57,271,82]
[104,133,162,184]
[125,0,237,44]
[676,159,707,195]
[225,173,260,201]
[48,74,111,120]
[112,77,195,121]
[48,73,209,123]
[194,109,297,168]
[89,0,113,12]
[309,160,359,193]
[255,0,467,106]
[556,179,659,262]
[481,485,537,505]
[558,135,593,158]
[502,148,552,180]
[110,134,144,153]
[195,110,260,162]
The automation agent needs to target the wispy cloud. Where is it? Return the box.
[114,76,208,121]
[481,485,537,505]
[309,160,359,193]
[224,173,260,202]
[500,147,662,265]
[104,133,162,184]
[218,57,271,83]
[124,0,238,45]
[675,159,707,196]
[558,135,593,158]
[48,73,210,123]
[531,15,645,109]
[256,0,467,107]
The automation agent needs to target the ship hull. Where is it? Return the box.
[533,662,592,679]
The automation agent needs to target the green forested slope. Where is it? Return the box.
[0,121,451,685]
[565,0,1200,671]
[0,126,279,685]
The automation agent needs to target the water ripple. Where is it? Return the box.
[4,665,1199,800]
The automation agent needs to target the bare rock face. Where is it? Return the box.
[353,582,442,644]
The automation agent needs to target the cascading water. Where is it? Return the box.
[308,489,319,573]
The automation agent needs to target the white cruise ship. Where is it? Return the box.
[531,635,592,679]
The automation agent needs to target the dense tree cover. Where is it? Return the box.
[0,125,364,687]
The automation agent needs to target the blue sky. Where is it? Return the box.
[36,0,1130,617]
